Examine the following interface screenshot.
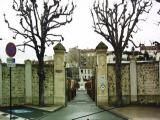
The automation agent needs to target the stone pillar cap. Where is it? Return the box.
[53,43,66,51]
[96,41,108,50]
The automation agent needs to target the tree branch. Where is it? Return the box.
[92,0,152,52]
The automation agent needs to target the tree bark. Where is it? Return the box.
[115,51,122,106]
[38,58,45,106]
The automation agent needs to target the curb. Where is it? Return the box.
[99,106,130,120]
[24,105,64,112]
[36,106,64,120]
[50,106,64,112]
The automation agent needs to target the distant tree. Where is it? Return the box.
[153,1,160,49]
[79,50,96,68]
[66,46,80,67]
[91,0,152,106]
[66,47,80,80]
[144,51,150,60]
[4,0,75,106]
[153,41,160,52]
[155,0,160,25]
[80,55,87,66]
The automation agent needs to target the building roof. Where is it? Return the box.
[140,44,160,52]
[80,49,95,53]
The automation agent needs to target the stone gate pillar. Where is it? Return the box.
[53,43,66,106]
[25,60,32,104]
[130,57,137,103]
[96,42,108,106]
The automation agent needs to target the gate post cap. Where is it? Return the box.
[96,41,108,50]
[53,43,66,52]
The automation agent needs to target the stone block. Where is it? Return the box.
[97,96,108,106]
[54,96,65,106]
[44,96,54,105]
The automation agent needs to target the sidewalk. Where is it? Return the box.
[40,90,126,120]
[25,105,63,112]
[104,105,160,120]
[0,105,63,120]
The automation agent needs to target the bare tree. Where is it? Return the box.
[156,0,160,3]
[154,0,160,45]
[4,0,75,106]
[91,0,152,106]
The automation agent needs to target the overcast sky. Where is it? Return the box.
[0,0,160,63]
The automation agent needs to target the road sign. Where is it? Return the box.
[7,58,16,68]
[6,42,16,57]
[5,43,16,120]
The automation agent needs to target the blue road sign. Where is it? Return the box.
[7,58,16,67]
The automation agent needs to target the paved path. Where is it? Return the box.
[112,105,160,120]
[40,90,126,120]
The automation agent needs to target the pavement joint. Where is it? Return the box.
[100,106,129,120]
[36,106,64,120]
[71,110,105,120]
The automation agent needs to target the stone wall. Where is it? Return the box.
[1,58,160,106]
[1,64,25,106]
[137,62,160,104]
[0,63,54,107]
[44,65,54,105]
[107,61,160,105]
[32,64,39,105]
[0,43,66,107]
[121,64,130,104]
[107,63,130,105]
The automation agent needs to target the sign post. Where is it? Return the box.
[5,42,16,120]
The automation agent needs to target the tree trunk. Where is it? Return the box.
[38,59,45,106]
[115,51,122,106]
